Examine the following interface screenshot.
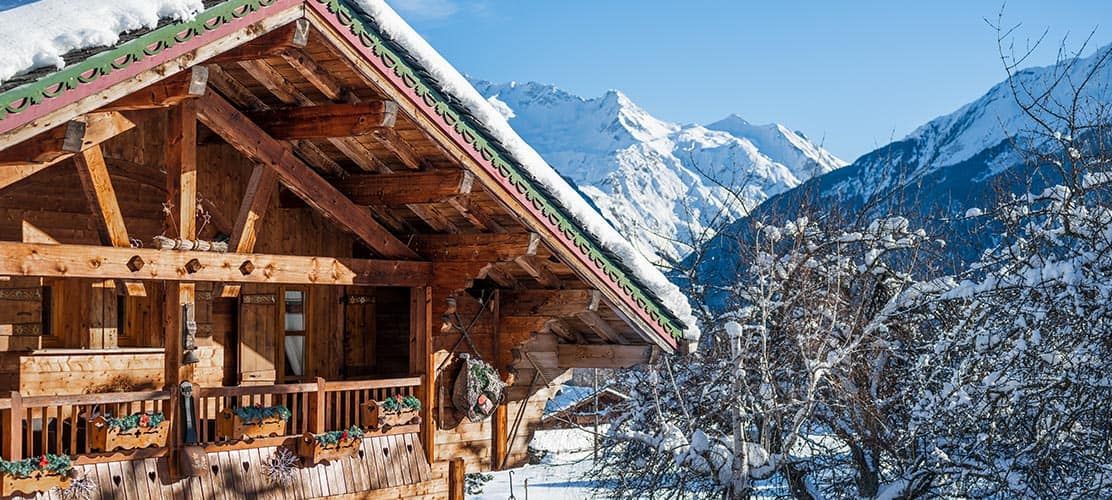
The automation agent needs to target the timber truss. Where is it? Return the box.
[0,1,675,354]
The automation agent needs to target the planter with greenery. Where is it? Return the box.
[217,405,291,441]
[362,394,421,430]
[0,454,72,496]
[88,411,168,452]
[297,426,364,464]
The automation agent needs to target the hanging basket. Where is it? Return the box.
[451,353,506,422]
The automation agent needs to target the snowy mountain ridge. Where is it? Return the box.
[693,43,1112,309]
[472,79,847,263]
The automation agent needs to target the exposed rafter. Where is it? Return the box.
[236,58,389,173]
[194,91,419,260]
[205,64,346,179]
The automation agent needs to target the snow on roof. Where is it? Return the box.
[0,0,699,341]
[544,385,628,415]
[351,0,698,339]
[0,0,205,84]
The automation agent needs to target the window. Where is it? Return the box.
[282,290,307,380]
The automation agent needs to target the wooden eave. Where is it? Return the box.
[0,0,684,352]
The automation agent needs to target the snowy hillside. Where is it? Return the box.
[695,43,1112,306]
[472,80,846,264]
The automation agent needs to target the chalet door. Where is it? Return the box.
[342,290,376,378]
[0,277,43,351]
[238,286,277,385]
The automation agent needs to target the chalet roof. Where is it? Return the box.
[0,0,699,345]
[544,385,629,417]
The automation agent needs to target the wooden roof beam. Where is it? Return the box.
[407,203,458,234]
[249,101,398,140]
[340,170,470,206]
[236,58,389,173]
[410,232,537,262]
[220,164,278,298]
[557,344,653,369]
[0,111,135,168]
[278,41,425,171]
[545,318,587,344]
[575,291,630,344]
[99,66,208,111]
[501,289,598,317]
[514,254,561,288]
[209,19,310,63]
[0,241,431,287]
[73,145,146,296]
[479,262,520,290]
[206,64,347,179]
[194,91,419,259]
[369,128,423,170]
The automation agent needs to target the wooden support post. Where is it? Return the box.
[492,290,508,470]
[309,377,327,433]
[448,457,465,500]
[3,391,21,460]
[166,101,198,241]
[412,286,437,463]
[162,283,189,478]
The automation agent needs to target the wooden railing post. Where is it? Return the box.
[309,377,326,433]
[3,391,21,460]
[448,457,465,500]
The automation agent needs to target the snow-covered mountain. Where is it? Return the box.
[472,80,846,264]
[694,44,1112,307]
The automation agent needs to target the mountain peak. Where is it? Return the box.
[473,79,846,262]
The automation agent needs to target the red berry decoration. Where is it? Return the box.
[39,455,48,468]
[341,430,349,441]
[139,414,150,427]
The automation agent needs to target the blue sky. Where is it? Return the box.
[391,0,1112,162]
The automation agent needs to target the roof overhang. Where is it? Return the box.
[0,0,686,352]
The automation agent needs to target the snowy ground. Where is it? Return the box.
[470,425,849,499]
[471,427,609,499]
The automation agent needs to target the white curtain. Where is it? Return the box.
[284,335,305,376]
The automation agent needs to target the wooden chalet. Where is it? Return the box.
[0,1,691,498]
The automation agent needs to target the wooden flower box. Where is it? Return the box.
[216,406,289,441]
[361,401,420,430]
[297,429,363,464]
[88,414,169,452]
[0,470,71,497]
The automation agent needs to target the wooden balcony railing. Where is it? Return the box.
[0,376,423,463]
